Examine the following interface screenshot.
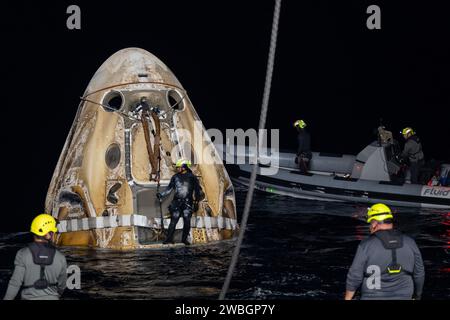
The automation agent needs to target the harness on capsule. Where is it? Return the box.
[373,230,413,276]
[22,243,58,290]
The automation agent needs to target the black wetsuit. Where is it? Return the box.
[159,170,203,243]
[346,229,425,300]
[401,135,425,184]
[296,129,312,173]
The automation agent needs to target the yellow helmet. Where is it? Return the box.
[175,159,192,169]
[367,203,394,223]
[294,119,307,129]
[401,127,415,136]
[30,214,58,236]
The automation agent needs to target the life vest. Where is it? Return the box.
[373,230,413,276]
[22,242,58,290]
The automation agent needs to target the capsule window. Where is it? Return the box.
[167,90,185,111]
[105,143,121,169]
[103,91,123,112]
[107,182,122,205]
[58,191,83,206]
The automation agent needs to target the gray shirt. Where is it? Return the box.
[3,245,67,300]
[401,135,424,163]
[346,231,425,300]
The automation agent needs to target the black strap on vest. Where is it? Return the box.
[373,230,413,276]
[385,247,402,275]
[22,243,58,290]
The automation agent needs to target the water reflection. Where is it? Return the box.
[0,191,449,299]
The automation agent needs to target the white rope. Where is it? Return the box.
[219,0,282,300]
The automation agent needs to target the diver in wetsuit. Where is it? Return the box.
[345,203,425,300]
[399,127,425,184]
[4,214,67,300]
[157,159,204,245]
[294,119,312,173]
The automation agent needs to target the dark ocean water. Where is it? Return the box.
[1,188,449,300]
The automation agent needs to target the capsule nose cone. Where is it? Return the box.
[86,47,183,94]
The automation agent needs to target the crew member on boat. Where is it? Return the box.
[294,119,312,173]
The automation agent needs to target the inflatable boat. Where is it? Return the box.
[215,130,450,209]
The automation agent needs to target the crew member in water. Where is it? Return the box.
[399,127,425,184]
[294,119,312,173]
[345,203,425,300]
[157,159,204,245]
[3,214,67,300]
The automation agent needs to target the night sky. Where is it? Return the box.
[1,0,449,232]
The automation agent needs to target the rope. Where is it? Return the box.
[141,109,161,180]
[80,93,187,120]
[82,81,186,98]
[80,97,136,120]
[219,0,282,300]
[157,156,165,235]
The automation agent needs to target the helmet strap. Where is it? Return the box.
[34,232,54,243]
[34,235,49,242]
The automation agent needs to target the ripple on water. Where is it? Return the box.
[0,191,449,299]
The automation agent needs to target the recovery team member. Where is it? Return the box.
[399,127,425,184]
[3,214,67,300]
[294,119,312,173]
[345,203,425,300]
[157,159,204,245]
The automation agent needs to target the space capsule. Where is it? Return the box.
[45,48,238,249]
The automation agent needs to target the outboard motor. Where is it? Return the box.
[351,127,401,182]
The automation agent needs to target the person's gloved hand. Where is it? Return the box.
[156,192,162,200]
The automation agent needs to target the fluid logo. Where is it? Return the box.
[422,187,450,198]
